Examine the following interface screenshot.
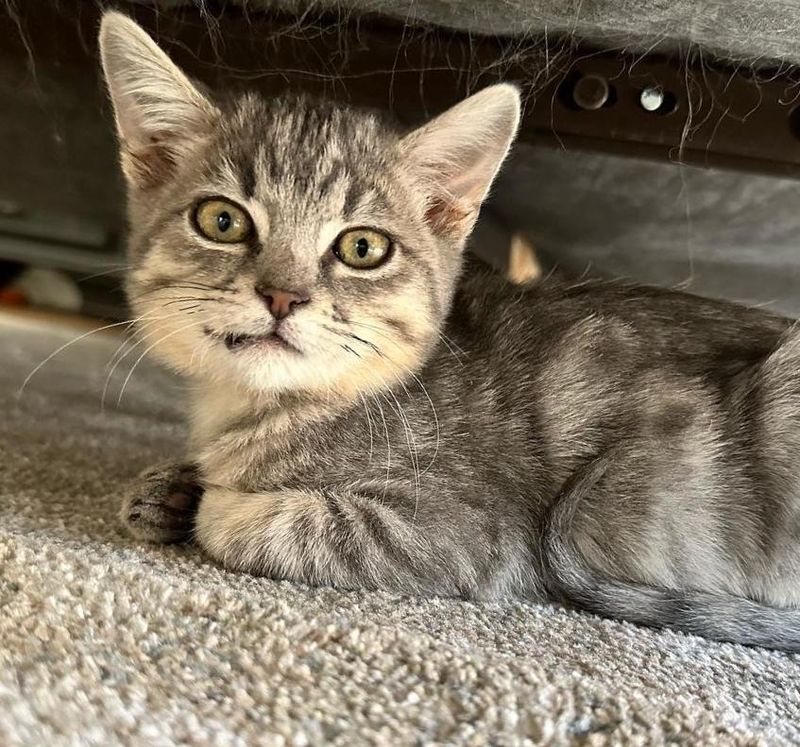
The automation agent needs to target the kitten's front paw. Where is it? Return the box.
[121,463,203,544]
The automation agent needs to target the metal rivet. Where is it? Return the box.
[640,87,665,112]
[572,74,610,111]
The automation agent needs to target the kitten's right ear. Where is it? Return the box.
[98,11,218,187]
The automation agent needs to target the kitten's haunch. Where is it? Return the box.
[101,11,800,651]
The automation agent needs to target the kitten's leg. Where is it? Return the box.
[194,485,532,597]
[121,462,203,543]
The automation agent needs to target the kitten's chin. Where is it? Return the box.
[160,319,432,404]
[194,340,371,402]
[187,334,325,398]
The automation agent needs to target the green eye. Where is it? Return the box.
[194,198,252,243]
[334,229,392,269]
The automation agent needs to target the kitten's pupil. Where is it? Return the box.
[356,237,369,258]
[217,211,232,232]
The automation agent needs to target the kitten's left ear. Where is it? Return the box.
[400,84,521,241]
[98,11,219,187]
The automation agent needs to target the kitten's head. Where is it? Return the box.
[99,12,519,401]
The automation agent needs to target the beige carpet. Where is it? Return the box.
[2,312,800,745]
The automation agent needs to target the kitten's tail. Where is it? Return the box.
[543,460,800,652]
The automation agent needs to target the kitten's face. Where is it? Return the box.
[100,13,519,400]
[124,96,458,398]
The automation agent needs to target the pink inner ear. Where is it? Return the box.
[403,86,520,237]
[424,195,473,236]
[123,136,178,189]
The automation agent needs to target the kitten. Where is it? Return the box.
[100,12,800,651]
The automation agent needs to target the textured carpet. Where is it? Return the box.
[2,312,800,745]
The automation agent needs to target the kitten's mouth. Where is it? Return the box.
[204,327,296,353]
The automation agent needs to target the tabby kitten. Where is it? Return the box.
[101,12,800,650]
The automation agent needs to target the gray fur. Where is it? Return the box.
[102,13,800,651]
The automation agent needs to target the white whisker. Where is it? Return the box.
[357,391,375,465]
[116,319,207,405]
[332,319,442,474]
[101,308,197,410]
[18,318,141,399]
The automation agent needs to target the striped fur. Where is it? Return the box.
[103,12,800,650]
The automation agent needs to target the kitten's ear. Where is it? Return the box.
[400,84,521,241]
[98,11,218,187]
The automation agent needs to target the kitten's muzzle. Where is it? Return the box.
[253,284,310,320]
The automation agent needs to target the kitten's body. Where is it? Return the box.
[192,262,800,602]
[101,13,800,650]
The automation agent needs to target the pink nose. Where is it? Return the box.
[254,285,309,320]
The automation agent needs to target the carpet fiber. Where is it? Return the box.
[2,313,800,745]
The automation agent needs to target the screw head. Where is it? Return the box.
[640,87,665,112]
[572,74,610,111]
